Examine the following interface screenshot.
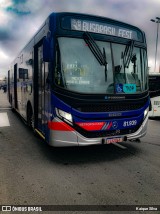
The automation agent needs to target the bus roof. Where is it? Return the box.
[48,12,145,42]
[49,12,143,31]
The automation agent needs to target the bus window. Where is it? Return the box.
[55,37,114,94]
[149,73,160,118]
[112,44,145,93]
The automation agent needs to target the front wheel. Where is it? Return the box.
[27,105,34,129]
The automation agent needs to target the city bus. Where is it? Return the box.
[149,73,160,118]
[8,12,149,146]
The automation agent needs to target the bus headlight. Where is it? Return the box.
[144,107,149,119]
[56,108,73,124]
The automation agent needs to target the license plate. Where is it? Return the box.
[106,137,123,144]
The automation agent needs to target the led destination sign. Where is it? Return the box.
[71,19,141,40]
[61,17,142,41]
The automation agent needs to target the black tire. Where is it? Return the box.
[27,105,34,129]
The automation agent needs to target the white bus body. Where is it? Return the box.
[149,73,160,118]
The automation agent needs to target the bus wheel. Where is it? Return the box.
[27,104,33,129]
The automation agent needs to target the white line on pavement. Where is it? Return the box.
[0,112,10,127]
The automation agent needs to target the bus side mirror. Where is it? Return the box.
[43,36,53,62]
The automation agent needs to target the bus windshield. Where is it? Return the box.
[55,37,148,94]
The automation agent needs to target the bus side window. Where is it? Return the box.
[19,68,28,80]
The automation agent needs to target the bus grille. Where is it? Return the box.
[76,102,145,112]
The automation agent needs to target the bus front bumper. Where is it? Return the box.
[48,115,149,147]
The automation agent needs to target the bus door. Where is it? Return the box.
[14,64,18,109]
[34,44,50,137]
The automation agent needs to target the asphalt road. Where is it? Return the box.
[0,91,160,214]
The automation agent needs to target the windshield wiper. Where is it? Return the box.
[121,40,135,83]
[83,32,108,81]
[122,40,135,68]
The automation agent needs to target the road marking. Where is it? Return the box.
[0,112,10,127]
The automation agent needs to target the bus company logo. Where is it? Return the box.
[108,113,122,117]
[105,96,125,100]
[112,121,118,129]
[101,121,118,130]
[101,122,112,130]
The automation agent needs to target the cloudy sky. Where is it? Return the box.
[0,0,160,78]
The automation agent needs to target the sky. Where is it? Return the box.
[0,0,160,79]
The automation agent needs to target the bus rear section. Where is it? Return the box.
[149,73,160,118]
[8,12,149,147]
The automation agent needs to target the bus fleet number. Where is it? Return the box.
[123,120,137,127]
